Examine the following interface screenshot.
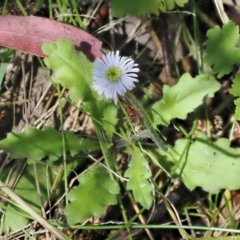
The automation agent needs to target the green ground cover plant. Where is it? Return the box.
[0,0,240,239]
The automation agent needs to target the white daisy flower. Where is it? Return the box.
[92,51,139,99]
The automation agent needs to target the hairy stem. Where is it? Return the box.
[126,92,167,153]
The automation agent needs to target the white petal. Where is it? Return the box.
[120,77,136,90]
[125,73,139,79]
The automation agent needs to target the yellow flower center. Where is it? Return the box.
[105,66,123,82]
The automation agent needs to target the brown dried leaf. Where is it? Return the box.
[0,15,102,61]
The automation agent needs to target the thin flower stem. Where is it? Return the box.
[94,125,115,175]
[126,92,167,153]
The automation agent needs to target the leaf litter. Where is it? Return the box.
[0,1,240,239]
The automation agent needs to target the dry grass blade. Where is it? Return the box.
[0,180,68,240]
